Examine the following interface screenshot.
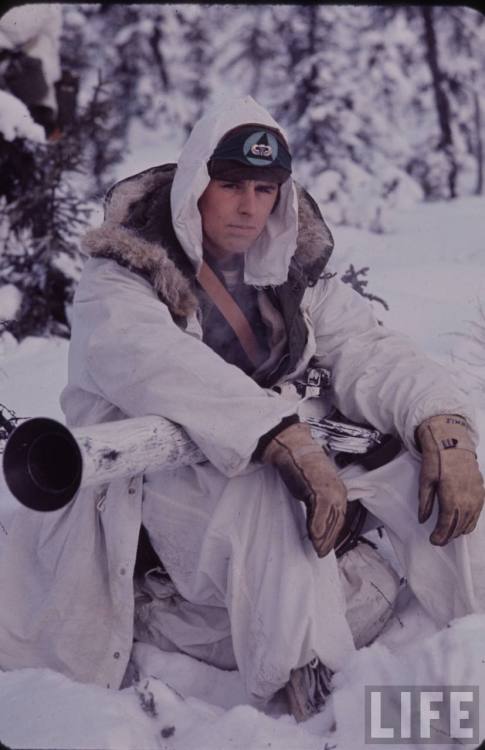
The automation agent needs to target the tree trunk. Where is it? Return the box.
[420,6,457,198]
[150,25,170,91]
[473,90,483,195]
[294,5,319,123]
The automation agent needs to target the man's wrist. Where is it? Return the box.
[415,413,470,453]
[252,414,300,462]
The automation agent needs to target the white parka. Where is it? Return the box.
[0,97,478,694]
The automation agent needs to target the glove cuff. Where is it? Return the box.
[252,414,300,462]
[416,414,475,454]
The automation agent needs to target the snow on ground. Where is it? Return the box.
[334,196,485,366]
[1,194,485,748]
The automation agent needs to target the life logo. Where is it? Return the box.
[243,131,278,166]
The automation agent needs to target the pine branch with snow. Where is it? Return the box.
[0,130,91,340]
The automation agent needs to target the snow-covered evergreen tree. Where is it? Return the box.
[169,5,216,133]
[0,5,125,341]
[432,6,485,197]
[56,4,485,223]
[251,5,422,230]
[0,105,94,340]
[367,5,485,201]
[213,5,285,103]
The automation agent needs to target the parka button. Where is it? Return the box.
[113,651,120,659]
[120,567,126,576]
[128,488,135,495]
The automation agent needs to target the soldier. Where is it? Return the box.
[0,96,483,724]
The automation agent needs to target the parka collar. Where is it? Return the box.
[81,101,335,319]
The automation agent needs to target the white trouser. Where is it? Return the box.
[344,450,485,623]
[136,451,485,702]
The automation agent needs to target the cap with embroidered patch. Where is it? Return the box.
[208,124,292,183]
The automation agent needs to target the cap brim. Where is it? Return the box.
[208,160,291,184]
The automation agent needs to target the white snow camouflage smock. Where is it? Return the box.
[1,96,484,701]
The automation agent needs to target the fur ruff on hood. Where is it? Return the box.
[81,164,334,319]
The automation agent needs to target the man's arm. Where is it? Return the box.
[67,258,299,477]
[307,274,484,544]
[307,273,479,454]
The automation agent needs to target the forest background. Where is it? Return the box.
[0,3,484,345]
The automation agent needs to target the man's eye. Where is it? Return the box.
[221,183,238,190]
[257,186,277,194]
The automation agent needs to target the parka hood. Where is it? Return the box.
[81,97,334,318]
[171,95,299,287]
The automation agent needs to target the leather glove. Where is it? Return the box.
[261,422,348,557]
[416,414,485,545]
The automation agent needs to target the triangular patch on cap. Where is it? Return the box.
[243,131,279,166]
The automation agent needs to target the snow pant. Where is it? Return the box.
[134,449,485,703]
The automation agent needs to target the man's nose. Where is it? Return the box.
[237,186,257,214]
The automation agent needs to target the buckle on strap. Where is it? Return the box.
[294,366,332,399]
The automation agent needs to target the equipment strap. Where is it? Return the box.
[197,260,265,368]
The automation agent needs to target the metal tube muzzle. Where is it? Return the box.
[3,415,205,512]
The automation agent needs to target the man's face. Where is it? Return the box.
[198,178,279,262]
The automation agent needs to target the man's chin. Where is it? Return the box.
[204,243,249,264]
[222,241,254,256]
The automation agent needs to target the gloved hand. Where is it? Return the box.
[416,414,485,545]
[261,422,347,557]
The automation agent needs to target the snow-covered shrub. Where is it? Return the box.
[0,128,91,339]
[0,69,128,340]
